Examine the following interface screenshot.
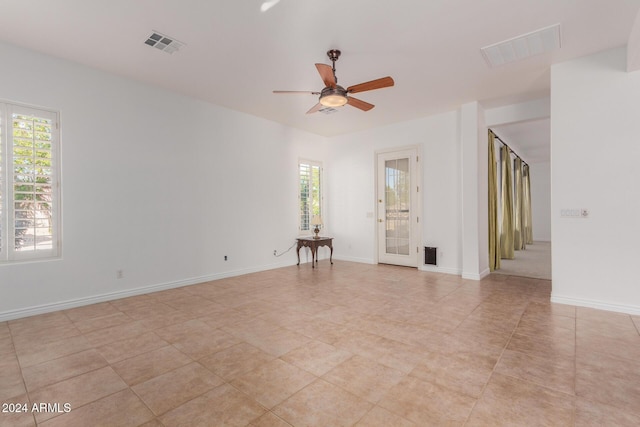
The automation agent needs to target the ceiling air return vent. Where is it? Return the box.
[144,31,185,54]
[481,24,561,67]
[319,106,339,115]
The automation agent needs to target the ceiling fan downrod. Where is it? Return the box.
[327,49,341,83]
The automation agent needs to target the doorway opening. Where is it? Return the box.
[490,123,551,280]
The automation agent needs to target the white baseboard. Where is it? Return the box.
[551,294,640,316]
[0,261,294,322]
[462,268,491,281]
[332,255,375,264]
[419,265,462,275]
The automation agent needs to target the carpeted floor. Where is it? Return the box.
[493,241,551,280]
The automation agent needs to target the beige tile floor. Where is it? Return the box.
[1,261,640,426]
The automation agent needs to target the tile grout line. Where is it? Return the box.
[573,306,578,427]
[8,326,38,427]
[461,299,529,427]
[126,358,232,422]
[15,308,167,426]
[632,315,640,336]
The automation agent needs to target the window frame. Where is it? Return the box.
[0,100,61,263]
[298,159,323,235]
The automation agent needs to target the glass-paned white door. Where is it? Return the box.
[377,148,419,267]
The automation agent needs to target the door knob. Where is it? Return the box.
[378,219,383,223]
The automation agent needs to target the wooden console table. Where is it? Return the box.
[296,237,333,268]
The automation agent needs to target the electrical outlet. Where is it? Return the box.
[561,208,589,218]
[224,255,228,261]
[273,250,277,256]
[116,269,124,279]
[560,209,581,217]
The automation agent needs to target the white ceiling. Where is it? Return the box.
[0,0,638,141]
[492,118,551,164]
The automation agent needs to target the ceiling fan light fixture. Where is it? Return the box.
[320,94,348,107]
[319,86,348,107]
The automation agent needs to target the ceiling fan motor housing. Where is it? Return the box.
[320,85,348,107]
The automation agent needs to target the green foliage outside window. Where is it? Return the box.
[12,115,53,250]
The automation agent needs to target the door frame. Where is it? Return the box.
[374,145,423,267]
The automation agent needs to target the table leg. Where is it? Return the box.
[296,244,301,265]
[330,245,333,264]
[311,247,316,268]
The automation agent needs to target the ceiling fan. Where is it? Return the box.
[273,49,394,114]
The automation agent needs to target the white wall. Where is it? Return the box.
[0,42,328,320]
[485,98,550,127]
[460,102,489,279]
[530,162,551,241]
[326,110,462,275]
[551,47,640,314]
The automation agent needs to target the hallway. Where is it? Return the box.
[493,241,551,280]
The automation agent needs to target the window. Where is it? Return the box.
[298,159,322,233]
[0,102,60,262]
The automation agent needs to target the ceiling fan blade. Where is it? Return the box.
[347,96,375,111]
[306,103,323,114]
[347,76,394,94]
[273,90,320,94]
[315,64,336,88]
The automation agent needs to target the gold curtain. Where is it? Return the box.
[500,145,514,259]
[513,157,525,251]
[488,131,500,271]
[523,164,533,244]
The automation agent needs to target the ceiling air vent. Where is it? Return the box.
[481,24,561,67]
[144,31,185,54]
[319,106,339,115]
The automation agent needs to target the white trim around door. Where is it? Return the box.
[375,146,422,267]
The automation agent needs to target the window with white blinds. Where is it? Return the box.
[299,160,322,233]
[0,102,60,262]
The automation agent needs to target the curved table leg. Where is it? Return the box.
[330,245,333,264]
